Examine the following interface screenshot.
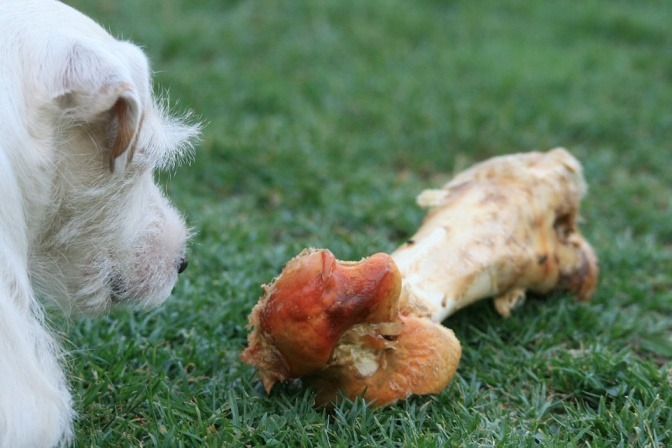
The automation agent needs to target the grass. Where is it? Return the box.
[61,0,671,446]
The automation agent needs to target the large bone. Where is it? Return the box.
[394,147,598,321]
[242,148,598,406]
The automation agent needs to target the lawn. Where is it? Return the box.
[62,0,671,446]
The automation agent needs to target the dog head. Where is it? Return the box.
[22,12,200,314]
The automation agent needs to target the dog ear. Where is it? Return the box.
[54,41,144,174]
[105,87,142,174]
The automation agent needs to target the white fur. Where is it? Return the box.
[0,1,200,446]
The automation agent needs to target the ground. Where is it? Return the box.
[63,0,671,446]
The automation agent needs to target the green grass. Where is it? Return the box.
[62,0,671,446]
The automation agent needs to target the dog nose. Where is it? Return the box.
[178,257,188,274]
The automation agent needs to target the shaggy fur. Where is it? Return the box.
[0,1,200,446]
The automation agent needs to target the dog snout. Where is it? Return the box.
[177,257,188,274]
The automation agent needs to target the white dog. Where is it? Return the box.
[0,1,200,446]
